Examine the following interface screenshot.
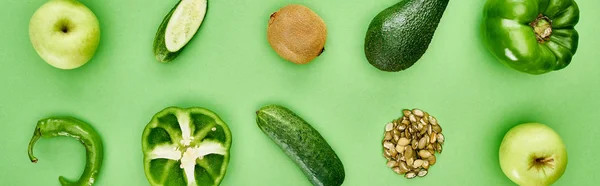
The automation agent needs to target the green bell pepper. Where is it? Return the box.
[142,107,232,186]
[28,117,104,186]
[482,0,580,75]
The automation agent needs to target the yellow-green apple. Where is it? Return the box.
[499,123,568,186]
[29,0,100,70]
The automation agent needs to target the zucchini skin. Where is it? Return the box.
[256,105,345,186]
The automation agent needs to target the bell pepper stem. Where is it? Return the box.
[27,127,42,163]
[530,14,553,43]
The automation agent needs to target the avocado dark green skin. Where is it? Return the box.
[364,0,449,72]
[256,105,345,186]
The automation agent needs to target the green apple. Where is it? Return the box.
[29,0,100,70]
[499,123,568,186]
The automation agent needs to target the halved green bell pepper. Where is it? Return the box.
[482,0,580,75]
[142,107,232,186]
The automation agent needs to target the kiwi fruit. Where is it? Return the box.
[267,4,327,64]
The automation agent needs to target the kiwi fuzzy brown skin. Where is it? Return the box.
[267,4,327,64]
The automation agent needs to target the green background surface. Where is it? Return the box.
[1,0,599,185]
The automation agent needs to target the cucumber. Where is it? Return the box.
[153,0,207,62]
[256,105,345,186]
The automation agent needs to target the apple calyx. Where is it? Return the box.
[529,156,555,174]
[55,19,72,34]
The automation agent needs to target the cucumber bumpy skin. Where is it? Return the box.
[153,0,207,62]
[256,105,345,186]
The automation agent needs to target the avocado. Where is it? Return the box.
[364,0,449,72]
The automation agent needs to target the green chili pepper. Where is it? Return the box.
[141,107,232,186]
[27,117,104,186]
[482,0,580,75]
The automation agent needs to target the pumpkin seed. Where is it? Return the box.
[413,159,424,168]
[418,137,427,149]
[392,128,400,136]
[422,160,430,169]
[419,126,427,135]
[384,150,391,158]
[383,141,395,150]
[429,116,438,125]
[385,123,394,131]
[387,160,398,168]
[402,109,411,116]
[398,138,410,146]
[412,109,424,117]
[417,169,428,177]
[418,150,432,159]
[409,114,417,123]
[437,133,445,144]
[405,147,413,159]
[427,124,432,135]
[436,143,443,153]
[432,125,442,133]
[428,155,436,165]
[405,172,417,179]
[393,167,401,174]
[395,145,405,154]
[384,132,392,140]
[399,161,410,174]
[401,119,410,125]
[389,148,398,157]
[427,144,434,150]
[406,157,414,168]
[411,139,418,149]
[428,149,435,156]
[430,132,437,144]
[398,124,407,131]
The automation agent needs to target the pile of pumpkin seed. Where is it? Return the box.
[382,108,445,179]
